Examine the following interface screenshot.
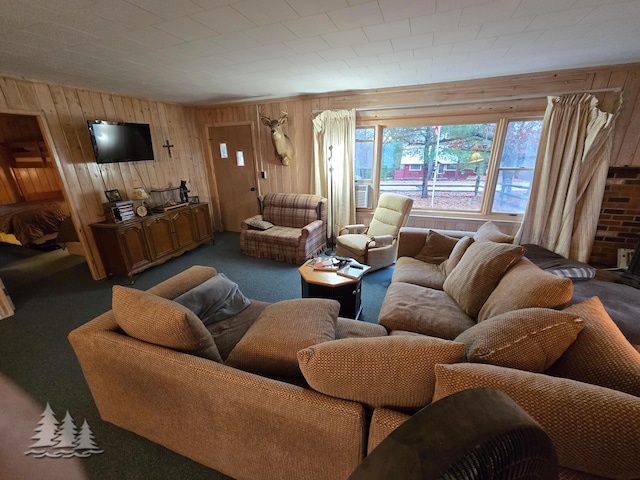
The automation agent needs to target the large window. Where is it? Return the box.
[355,117,543,217]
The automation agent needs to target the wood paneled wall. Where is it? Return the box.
[198,63,640,235]
[0,62,639,279]
[0,78,211,280]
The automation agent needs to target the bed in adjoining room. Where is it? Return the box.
[0,200,69,248]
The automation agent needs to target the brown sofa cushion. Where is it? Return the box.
[298,335,464,409]
[477,257,574,322]
[392,257,446,289]
[454,308,583,372]
[415,230,459,264]
[443,242,525,318]
[433,363,640,479]
[335,318,388,339]
[225,298,339,377]
[112,286,222,362]
[439,236,474,276]
[546,297,640,397]
[473,221,514,243]
[378,281,475,339]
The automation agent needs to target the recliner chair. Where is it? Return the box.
[336,192,413,272]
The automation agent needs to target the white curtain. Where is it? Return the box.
[515,93,618,262]
[312,109,356,245]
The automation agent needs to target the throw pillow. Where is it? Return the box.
[477,257,574,322]
[473,221,514,243]
[111,286,222,362]
[225,298,339,377]
[546,297,640,397]
[297,335,464,409]
[173,273,250,326]
[415,230,460,264]
[454,308,583,372]
[438,236,474,276]
[433,363,640,479]
[245,217,274,230]
[443,242,525,318]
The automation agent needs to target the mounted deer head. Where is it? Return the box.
[259,108,294,166]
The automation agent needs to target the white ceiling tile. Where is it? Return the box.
[232,0,299,25]
[210,31,262,51]
[459,0,521,26]
[283,13,338,38]
[285,0,349,17]
[512,0,577,17]
[579,0,640,24]
[126,0,204,20]
[433,24,481,46]
[391,33,434,52]
[409,10,462,34]
[477,16,534,39]
[317,46,358,61]
[1,0,639,104]
[435,0,493,13]
[527,7,595,31]
[123,26,184,49]
[327,2,384,30]
[286,52,325,66]
[352,39,394,56]
[492,30,546,49]
[321,28,369,48]
[377,0,435,22]
[245,24,299,45]
[345,55,381,68]
[284,36,332,54]
[194,6,257,34]
[363,19,411,42]
[451,37,497,54]
[154,17,216,41]
[83,0,165,27]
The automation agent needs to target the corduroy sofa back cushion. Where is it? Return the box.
[225,298,339,377]
[298,335,464,409]
[443,242,525,318]
[112,286,222,362]
[433,363,640,479]
[261,193,324,229]
[477,258,574,322]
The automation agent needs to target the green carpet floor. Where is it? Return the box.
[0,233,392,480]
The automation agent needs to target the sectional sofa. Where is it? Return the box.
[69,222,640,480]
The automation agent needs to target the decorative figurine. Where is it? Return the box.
[179,180,189,203]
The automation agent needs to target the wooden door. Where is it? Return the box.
[209,125,259,232]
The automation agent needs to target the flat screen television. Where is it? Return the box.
[87,120,154,163]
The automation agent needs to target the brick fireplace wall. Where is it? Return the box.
[590,167,640,268]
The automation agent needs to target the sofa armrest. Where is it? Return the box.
[339,224,367,235]
[433,363,640,479]
[301,218,324,237]
[370,234,394,248]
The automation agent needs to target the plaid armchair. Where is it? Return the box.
[240,193,327,264]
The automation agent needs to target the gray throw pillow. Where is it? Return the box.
[174,274,250,326]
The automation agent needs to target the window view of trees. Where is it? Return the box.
[355,118,543,216]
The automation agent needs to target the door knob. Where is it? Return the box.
[250,187,256,191]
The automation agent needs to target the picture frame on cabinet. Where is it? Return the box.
[105,189,122,202]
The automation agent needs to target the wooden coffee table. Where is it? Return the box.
[298,259,363,320]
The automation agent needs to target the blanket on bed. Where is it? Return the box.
[0,201,67,246]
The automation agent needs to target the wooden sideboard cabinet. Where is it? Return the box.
[90,203,214,283]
